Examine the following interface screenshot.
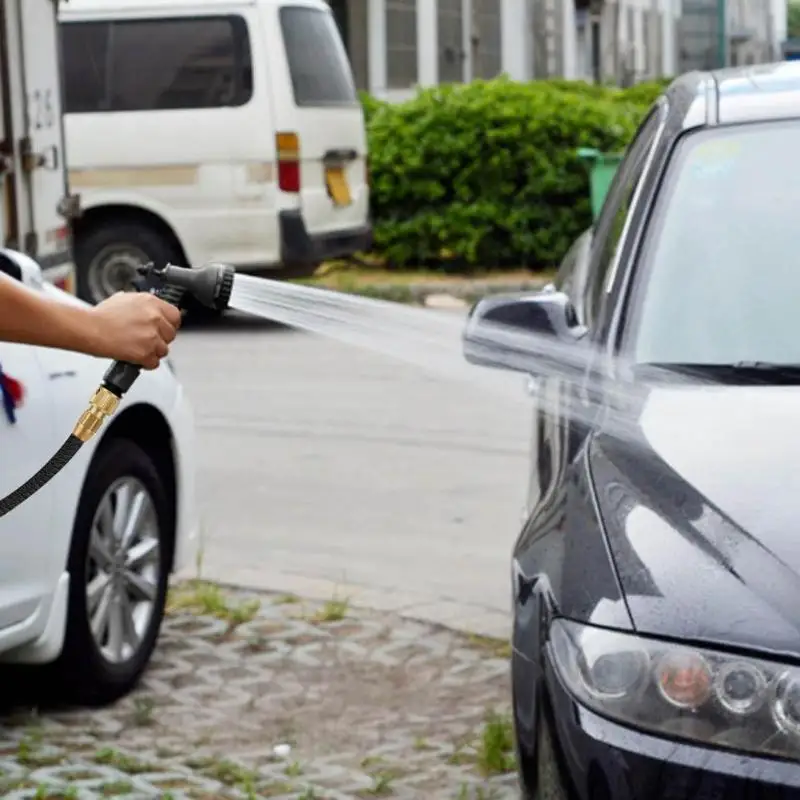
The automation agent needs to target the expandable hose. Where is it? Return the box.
[0,262,234,520]
[0,435,83,517]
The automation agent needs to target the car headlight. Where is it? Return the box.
[549,618,800,760]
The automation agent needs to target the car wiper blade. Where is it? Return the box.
[638,362,800,385]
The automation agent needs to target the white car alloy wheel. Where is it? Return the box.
[54,437,172,706]
[86,476,161,665]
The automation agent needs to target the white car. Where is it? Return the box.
[0,249,199,705]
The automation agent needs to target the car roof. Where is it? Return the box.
[667,61,800,129]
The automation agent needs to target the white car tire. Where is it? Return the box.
[54,438,171,706]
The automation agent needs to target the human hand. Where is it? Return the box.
[89,292,182,369]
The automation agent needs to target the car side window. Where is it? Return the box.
[583,108,662,331]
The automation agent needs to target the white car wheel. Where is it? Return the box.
[55,438,171,706]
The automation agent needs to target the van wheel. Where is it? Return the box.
[53,438,171,707]
[75,222,180,305]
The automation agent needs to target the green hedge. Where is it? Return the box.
[362,77,666,270]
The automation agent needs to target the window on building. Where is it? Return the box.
[61,16,252,113]
[328,0,369,91]
[386,0,418,88]
[473,0,502,79]
[438,0,464,83]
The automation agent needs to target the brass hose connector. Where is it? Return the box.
[72,386,120,443]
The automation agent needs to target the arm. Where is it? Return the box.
[0,272,100,355]
[0,273,182,369]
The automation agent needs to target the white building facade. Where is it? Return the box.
[329,0,788,100]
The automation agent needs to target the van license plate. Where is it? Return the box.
[325,166,352,207]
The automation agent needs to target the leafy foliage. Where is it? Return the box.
[363,78,664,270]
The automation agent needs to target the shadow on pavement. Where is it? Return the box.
[182,310,296,335]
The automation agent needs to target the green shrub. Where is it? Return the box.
[363,77,656,270]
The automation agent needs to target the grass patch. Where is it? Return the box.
[16,739,63,769]
[465,633,512,660]
[32,785,79,799]
[475,711,516,776]
[273,593,301,605]
[307,595,349,624]
[167,581,260,631]
[131,695,156,726]
[200,757,259,787]
[92,748,156,774]
[99,780,134,796]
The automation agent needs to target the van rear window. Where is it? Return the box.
[279,6,357,107]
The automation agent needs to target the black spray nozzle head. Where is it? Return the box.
[137,262,235,311]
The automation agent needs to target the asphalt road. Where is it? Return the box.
[171,309,532,637]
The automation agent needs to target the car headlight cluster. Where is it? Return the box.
[549,618,800,760]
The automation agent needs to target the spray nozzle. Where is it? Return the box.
[137,262,235,311]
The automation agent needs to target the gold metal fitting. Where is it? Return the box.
[72,386,120,443]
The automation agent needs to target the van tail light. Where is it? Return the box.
[276,132,300,193]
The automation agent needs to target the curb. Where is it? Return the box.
[309,277,548,305]
[175,566,511,640]
[375,279,545,303]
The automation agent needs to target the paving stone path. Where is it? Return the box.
[0,584,518,799]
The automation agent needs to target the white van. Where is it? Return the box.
[58,0,371,304]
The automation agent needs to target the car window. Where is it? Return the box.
[583,108,662,331]
[61,15,253,113]
[632,119,800,366]
[279,6,357,107]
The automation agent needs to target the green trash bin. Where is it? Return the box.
[577,148,623,221]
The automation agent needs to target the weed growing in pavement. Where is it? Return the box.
[446,709,516,778]
[16,738,63,768]
[413,736,433,751]
[195,542,205,579]
[307,594,349,624]
[131,695,156,726]
[167,580,260,632]
[200,756,259,787]
[475,711,516,776]
[32,784,79,799]
[356,757,405,797]
[273,593,301,605]
[92,747,156,774]
[284,760,304,777]
[98,780,133,795]
[465,633,512,660]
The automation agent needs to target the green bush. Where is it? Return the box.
[362,77,662,270]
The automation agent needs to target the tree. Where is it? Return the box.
[789,0,800,39]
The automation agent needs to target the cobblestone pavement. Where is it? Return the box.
[0,584,518,799]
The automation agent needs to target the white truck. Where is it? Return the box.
[0,0,78,292]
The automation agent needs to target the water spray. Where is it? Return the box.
[0,261,729,521]
[0,262,235,519]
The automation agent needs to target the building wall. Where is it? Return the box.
[562,0,681,83]
[338,0,732,100]
[678,0,786,73]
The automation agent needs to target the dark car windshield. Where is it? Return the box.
[633,119,800,368]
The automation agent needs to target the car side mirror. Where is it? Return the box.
[462,290,588,376]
